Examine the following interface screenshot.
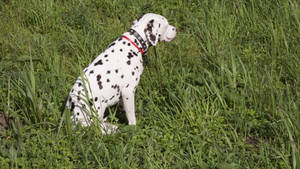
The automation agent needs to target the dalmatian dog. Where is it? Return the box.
[66,13,177,134]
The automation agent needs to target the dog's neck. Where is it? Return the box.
[123,31,150,53]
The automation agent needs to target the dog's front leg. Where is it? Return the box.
[121,89,136,125]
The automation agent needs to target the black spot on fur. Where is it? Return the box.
[111,84,120,92]
[132,51,138,56]
[95,97,98,102]
[137,15,144,21]
[134,39,140,46]
[94,59,103,66]
[127,52,134,59]
[107,70,111,74]
[115,69,118,73]
[121,75,124,79]
[132,71,135,76]
[118,38,122,41]
[78,91,81,95]
[150,34,156,42]
[127,60,131,65]
[147,20,154,32]
[77,112,80,115]
[71,102,75,111]
[98,81,103,89]
[123,41,126,45]
[111,49,114,53]
[104,54,108,58]
[68,97,72,102]
[108,42,115,48]
[96,75,101,81]
[109,95,115,100]
[71,89,74,93]
[126,84,129,88]
[144,19,156,44]
[107,79,110,82]
[78,83,82,87]
[127,43,131,46]
[120,49,123,52]
[89,70,94,74]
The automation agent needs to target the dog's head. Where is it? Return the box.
[131,13,177,46]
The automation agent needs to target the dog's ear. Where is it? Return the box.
[144,19,160,46]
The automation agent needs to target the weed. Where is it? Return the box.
[0,0,299,168]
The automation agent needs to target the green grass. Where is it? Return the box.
[0,0,299,168]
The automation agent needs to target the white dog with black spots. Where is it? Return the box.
[66,13,177,134]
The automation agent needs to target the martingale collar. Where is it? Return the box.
[121,29,149,65]
[129,29,148,53]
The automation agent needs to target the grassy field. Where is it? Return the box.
[0,0,299,168]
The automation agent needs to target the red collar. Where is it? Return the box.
[122,35,144,54]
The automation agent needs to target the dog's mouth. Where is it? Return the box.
[166,37,174,41]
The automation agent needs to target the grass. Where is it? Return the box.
[0,0,299,168]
